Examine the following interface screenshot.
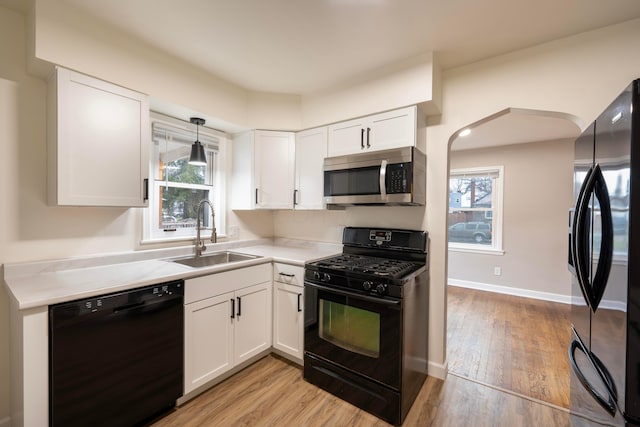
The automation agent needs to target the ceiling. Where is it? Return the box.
[2,0,637,148]
[8,0,640,95]
[450,109,583,151]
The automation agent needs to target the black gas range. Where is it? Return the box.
[303,227,429,425]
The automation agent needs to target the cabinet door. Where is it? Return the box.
[295,127,327,210]
[184,292,234,394]
[273,282,304,362]
[234,282,272,364]
[367,106,416,151]
[327,107,417,157]
[254,131,295,209]
[50,67,150,207]
[327,117,367,157]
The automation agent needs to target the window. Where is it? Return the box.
[448,166,503,252]
[143,113,226,243]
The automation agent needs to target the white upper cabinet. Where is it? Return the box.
[232,130,295,210]
[47,67,150,207]
[327,106,417,157]
[294,127,327,210]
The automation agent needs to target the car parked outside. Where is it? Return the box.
[448,221,492,244]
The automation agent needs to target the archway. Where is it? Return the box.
[445,108,581,408]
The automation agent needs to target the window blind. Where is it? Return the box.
[152,121,220,151]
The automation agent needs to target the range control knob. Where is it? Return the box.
[313,271,321,280]
[362,281,374,291]
[322,273,331,282]
[375,284,387,295]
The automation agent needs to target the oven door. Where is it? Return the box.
[304,281,402,389]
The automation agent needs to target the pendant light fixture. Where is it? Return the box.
[188,117,207,166]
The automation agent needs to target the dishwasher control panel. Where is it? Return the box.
[50,280,184,317]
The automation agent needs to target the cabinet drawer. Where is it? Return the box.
[273,263,304,287]
[185,263,271,304]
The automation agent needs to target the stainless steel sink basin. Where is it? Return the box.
[172,251,260,268]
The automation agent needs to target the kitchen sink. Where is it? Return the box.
[171,251,260,268]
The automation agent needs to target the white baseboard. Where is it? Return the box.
[448,278,625,311]
[428,359,448,380]
[448,279,572,305]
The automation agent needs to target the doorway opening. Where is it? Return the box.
[445,108,581,409]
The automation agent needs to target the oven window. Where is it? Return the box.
[319,299,380,358]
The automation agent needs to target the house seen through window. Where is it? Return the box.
[144,113,226,242]
[448,166,503,251]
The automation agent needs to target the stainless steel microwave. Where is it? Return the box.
[323,146,426,207]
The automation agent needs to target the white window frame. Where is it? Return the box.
[142,112,227,244]
[448,166,504,254]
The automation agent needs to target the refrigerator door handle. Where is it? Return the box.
[569,338,617,416]
[572,164,613,312]
[590,163,614,312]
[572,166,594,307]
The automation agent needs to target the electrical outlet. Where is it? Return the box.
[229,225,239,238]
[493,266,502,276]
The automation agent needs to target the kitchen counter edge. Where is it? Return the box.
[3,239,341,311]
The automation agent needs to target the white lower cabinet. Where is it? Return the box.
[234,282,272,364]
[272,263,305,363]
[184,292,235,391]
[184,264,272,395]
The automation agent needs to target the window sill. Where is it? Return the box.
[141,234,228,246]
[448,245,505,255]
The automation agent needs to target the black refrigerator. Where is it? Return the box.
[568,79,640,426]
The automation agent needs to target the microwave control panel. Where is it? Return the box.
[386,163,413,193]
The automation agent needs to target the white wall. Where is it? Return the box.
[300,52,441,128]
[0,6,34,422]
[448,139,574,301]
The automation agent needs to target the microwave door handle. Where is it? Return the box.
[379,160,388,200]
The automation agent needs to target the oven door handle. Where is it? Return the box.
[304,281,400,306]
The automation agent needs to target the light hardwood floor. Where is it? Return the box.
[153,354,571,427]
[152,287,574,426]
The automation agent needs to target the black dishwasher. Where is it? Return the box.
[49,280,184,427]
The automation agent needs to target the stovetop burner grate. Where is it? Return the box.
[311,254,420,279]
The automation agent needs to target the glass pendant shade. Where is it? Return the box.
[188,117,207,166]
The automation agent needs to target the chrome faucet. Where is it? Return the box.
[195,199,217,257]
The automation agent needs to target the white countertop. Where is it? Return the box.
[3,239,341,310]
